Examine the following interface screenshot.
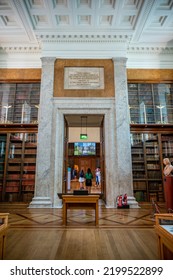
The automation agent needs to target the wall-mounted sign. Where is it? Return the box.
[80,134,88,140]
[64,67,104,90]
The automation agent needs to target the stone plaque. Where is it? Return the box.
[64,67,104,89]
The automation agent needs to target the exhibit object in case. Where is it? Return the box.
[155,213,173,259]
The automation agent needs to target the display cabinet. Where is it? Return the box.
[155,214,173,260]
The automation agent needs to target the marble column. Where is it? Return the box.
[112,57,138,208]
[29,57,56,208]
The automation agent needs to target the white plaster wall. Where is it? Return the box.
[68,127,100,142]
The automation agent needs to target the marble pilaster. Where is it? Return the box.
[113,57,138,208]
[29,57,56,208]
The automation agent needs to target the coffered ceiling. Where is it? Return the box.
[0,0,173,68]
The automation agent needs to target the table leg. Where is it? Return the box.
[95,201,98,226]
[63,202,67,225]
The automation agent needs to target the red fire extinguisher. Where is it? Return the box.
[123,193,127,205]
[117,195,123,207]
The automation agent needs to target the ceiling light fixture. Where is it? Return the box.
[80,116,88,140]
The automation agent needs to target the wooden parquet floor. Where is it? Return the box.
[0,201,166,260]
[0,201,164,228]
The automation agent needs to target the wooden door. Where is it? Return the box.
[79,158,92,173]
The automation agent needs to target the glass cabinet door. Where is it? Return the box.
[22,133,37,202]
[161,134,173,164]
[131,133,164,202]
[0,132,37,202]
[128,83,173,124]
[131,133,147,201]
[0,134,6,200]
[6,133,23,201]
[145,133,163,202]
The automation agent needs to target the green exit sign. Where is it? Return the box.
[80,134,88,140]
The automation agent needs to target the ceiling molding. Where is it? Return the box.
[127,46,173,54]
[0,45,41,53]
[0,0,173,69]
[37,33,132,43]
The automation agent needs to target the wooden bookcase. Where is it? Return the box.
[131,124,173,202]
[0,126,37,202]
[0,134,6,200]
[0,83,40,124]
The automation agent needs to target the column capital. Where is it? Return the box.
[112,57,127,65]
[41,57,56,66]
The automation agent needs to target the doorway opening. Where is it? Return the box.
[63,114,105,197]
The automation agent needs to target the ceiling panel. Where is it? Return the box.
[0,0,172,67]
[0,0,172,42]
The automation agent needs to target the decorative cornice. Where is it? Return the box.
[0,46,41,53]
[127,46,173,54]
[1,44,172,55]
[36,34,132,43]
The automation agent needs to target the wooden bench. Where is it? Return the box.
[0,213,9,260]
[62,195,100,226]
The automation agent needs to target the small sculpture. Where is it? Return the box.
[163,158,173,176]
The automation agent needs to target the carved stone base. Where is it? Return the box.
[29,197,52,208]
[126,196,140,208]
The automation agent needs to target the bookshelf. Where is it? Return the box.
[128,83,173,124]
[0,134,6,200]
[22,133,37,202]
[0,83,40,124]
[0,131,37,202]
[131,130,173,202]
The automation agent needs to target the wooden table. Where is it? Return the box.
[62,195,100,226]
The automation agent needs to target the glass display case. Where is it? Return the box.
[0,213,9,260]
[155,214,173,259]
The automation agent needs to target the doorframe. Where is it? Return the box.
[65,121,104,194]
[52,98,117,208]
